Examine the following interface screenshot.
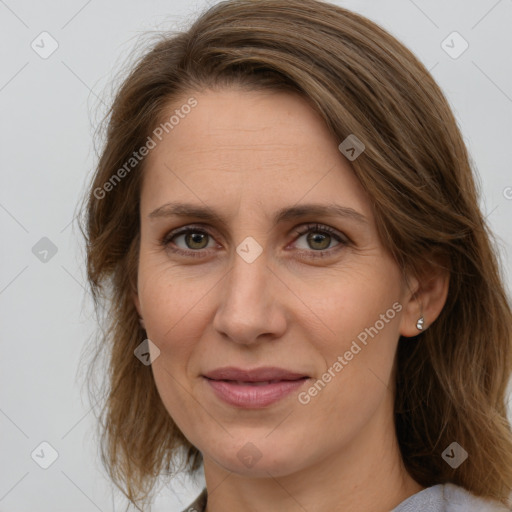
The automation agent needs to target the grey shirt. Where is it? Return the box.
[181,483,510,511]
[391,483,510,511]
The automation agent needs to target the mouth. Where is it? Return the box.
[203,377,309,408]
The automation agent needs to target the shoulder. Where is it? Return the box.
[182,484,511,512]
[442,483,510,512]
[392,483,510,512]
[180,487,207,512]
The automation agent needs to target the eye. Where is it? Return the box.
[292,223,348,259]
[160,225,217,258]
[160,223,349,259]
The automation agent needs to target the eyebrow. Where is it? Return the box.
[148,201,368,227]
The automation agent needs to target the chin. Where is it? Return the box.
[204,437,311,478]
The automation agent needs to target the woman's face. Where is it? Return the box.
[135,88,419,478]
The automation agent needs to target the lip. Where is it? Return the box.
[203,366,309,382]
[204,378,309,408]
[202,366,310,408]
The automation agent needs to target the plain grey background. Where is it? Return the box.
[1,0,511,510]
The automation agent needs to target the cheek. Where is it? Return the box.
[313,264,402,345]
[142,284,200,361]
[138,265,205,430]
[298,285,401,436]
[137,256,220,394]
[306,268,403,409]
[138,252,204,337]
[317,305,400,385]
[137,269,191,379]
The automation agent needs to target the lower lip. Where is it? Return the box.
[204,377,309,408]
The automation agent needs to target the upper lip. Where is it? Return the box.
[203,366,309,382]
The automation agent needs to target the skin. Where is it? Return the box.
[133,88,449,512]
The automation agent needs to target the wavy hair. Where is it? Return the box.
[80,0,512,508]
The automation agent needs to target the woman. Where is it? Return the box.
[81,0,512,510]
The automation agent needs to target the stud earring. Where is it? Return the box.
[416,316,424,331]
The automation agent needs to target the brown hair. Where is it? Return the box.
[80,0,512,508]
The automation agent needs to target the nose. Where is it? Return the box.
[212,247,287,346]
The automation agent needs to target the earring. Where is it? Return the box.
[416,316,424,331]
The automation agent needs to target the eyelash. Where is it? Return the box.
[160,223,349,260]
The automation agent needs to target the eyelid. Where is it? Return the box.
[161,223,221,246]
[292,223,349,243]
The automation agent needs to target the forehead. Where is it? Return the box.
[140,88,372,220]
[152,88,332,160]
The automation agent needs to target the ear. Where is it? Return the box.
[399,257,450,338]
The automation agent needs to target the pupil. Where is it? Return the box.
[308,232,329,250]
[187,233,207,249]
